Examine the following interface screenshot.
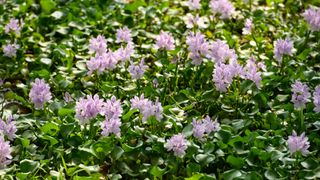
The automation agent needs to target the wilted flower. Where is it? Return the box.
[3,41,19,58]
[0,136,12,168]
[101,117,122,137]
[287,131,310,156]
[0,116,17,141]
[75,94,104,125]
[187,0,201,10]
[209,39,237,65]
[302,7,320,31]
[128,59,148,79]
[116,26,132,43]
[242,18,253,35]
[89,35,107,55]
[291,80,311,109]
[164,133,188,157]
[130,95,163,122]
[155,31,175,50]
[29,78,52,110]
[313,85,320,113]
[209,0,234,19]
[241,56,262,87]
[5,18,23,35]
[102,96,123,119]
[274,38,293,63]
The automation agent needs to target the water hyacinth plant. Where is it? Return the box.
[0,0,320,179]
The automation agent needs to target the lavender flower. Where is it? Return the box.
[313,85,320,113]
[274,38,293,63]
[192,119,206,140]
[203,116,220,133]
[241,57,262,87]
[0,136,12,168]
[209,0,234,19]
[29,78,52,110]
[192,116,220,140]
[128,59,148,79]
[75,94,104,125]
[5,18,24,35]
[102,96,123,119]
[291,80,311,109]
[287,131,310,156]
[115,42,135,62]
[87,50,118,75]
[186,32,209,65]
[209,39,237,65]
[212,63,234,92]
[187,0,201,10]
[116,26,132,43]
[3,41,19,58]
[130,95,163,122]
[89,35,107,55]
[0,116,17,141]
[183,13,208,29]
[64,92,73,103]
[242,18,253,35]
[302,7,320,31]
[164,133,188,157]
[101,117,122,137]
[155,31,175,50]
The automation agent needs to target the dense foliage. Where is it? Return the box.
[0,0,320,179]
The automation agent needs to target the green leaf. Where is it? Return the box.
[150,166,166,177]
[40,0,56,13]
[58,108,74,117]
[223,169,242,180]
[264,169,279,180]
[40,122,59,136]
[226,155,245,169]
[111,146,124,161]
[20,159,40,173]
[51,11,64,20]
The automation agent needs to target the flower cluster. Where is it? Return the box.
[29,78,52,110]
[0,136,12,168]
[101,118,122,137]
[0,116,17,141]
[116,26,132,43]
[101,96,123,137]
[75,94,104,125]
[192,116,220,140]
[128,58,148,79]
[86,50,118,75]
[241,56,263,87]
[313,85,320,113]
[89,35,107,55]
[3,41,19,58]
[242,18,253,35]
[164,133,188,157]
[302,7,320,31]
[187,0,201,10]
[183,14,208,29]
[209,39,237,65]
[291,80,311,109]
[274,38,293,63]
[186,32,209,65]
[130,94,163,122]
[155,31,175,50]
[209,0,234,19]
[5,18,24,35]
[287,131,310,156]
[115,42,135,62]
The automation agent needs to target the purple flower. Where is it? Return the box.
[0,116,17,141]
[212,63,234,92]
[89,35,107,55]
[187,0,201,10]
[64,92,73,103]
[164,133,188,157]
[186,32,209,65]
[3,41,19,58]
[209,0,234,19]
[155,31,175,50]
[115,42,135,63]
[101,117,122,137]
[274,38,293,63]
[116,26,132,43]
[75,94,104,125]
[128,59,148,79]
[130,95,163,122]
[102,96,123,119]
[209,39,237,65]
[287,131,310,156]
[87,50,118,75]
[291,80,311,109]
[242,18,253,35]
[313,85,320,113]
[0,136,12,168]
[29,78,52,110]
[241,56,262,87]
[302,7,320,31]
[5,18,23,35]
[192,116,220,140]
[183,14,208,29]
